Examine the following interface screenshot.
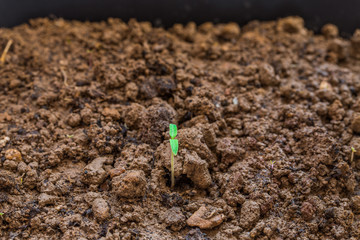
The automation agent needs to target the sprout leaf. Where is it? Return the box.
[169,124,177,139]
[170,139,178,155]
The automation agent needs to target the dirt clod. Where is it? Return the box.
[67,113,81,127]
[112,170,146,198]
[38,193,58,206]
[351,196,360,213]
[277,16,305,34]
[140,103,177,147]
[216,137,242,165]
[183,150,212,189]
[109,167,125,179]
[81,157,109,185]
[351,29,360,59]
[185,228,210,240]
[321,24,339,38]
[301,201,316,221]
[125,82,139,100]
[351,114,360,133]
[239,200,260,229]
[92,198,110,221]
[259,63,279,86]
[102,108,120,120]
[161,207,186,231]
[0,170,15,190]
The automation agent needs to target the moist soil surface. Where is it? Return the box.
[1,16,360,240]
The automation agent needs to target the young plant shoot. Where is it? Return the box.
[269,160,276,171]
[351,147,356,162]
[169,124,178,188]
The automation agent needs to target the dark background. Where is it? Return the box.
[0,0,359,36]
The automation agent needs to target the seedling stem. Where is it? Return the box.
[269,160,276,170]
[171,151,175,188]
[0,39,13,65]
[60,67,68,86]
[351,147,356,162]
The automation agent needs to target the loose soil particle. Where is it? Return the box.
[0,16,360,239]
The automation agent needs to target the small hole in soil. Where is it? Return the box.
[164,169,194,190]
[178,111,192,125]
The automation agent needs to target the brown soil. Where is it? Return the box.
[0,16,360,240]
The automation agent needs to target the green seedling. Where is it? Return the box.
[20,173,25,185]
[0,213,4,217]
[269,160,276,170]
[351,147,356,162]
[169,124,178,188]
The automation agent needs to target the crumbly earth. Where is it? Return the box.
[0,16,360,239]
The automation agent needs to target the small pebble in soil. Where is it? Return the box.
[232,97,238,105]
[186,205,225,229]
[5,149,22,162]
[319,81,332,91]
[0,136,10,148]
